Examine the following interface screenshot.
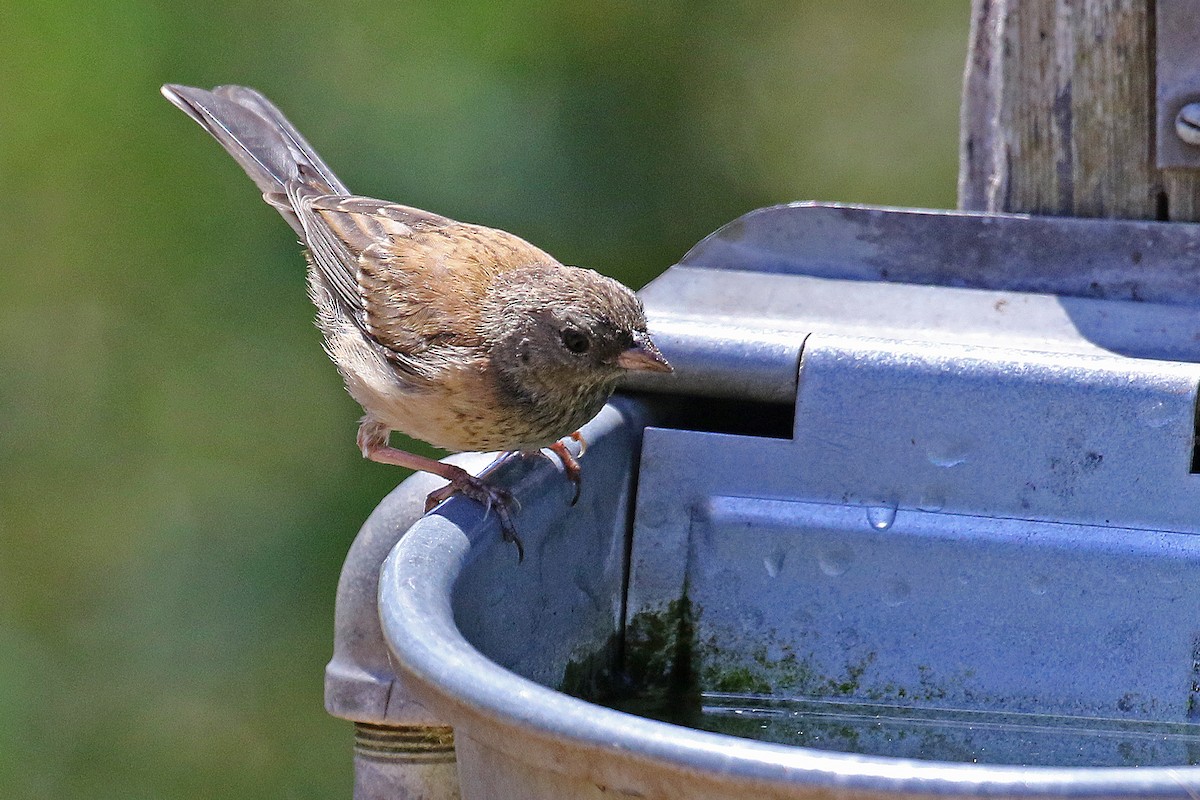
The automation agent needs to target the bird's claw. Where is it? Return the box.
[424,474,524,562]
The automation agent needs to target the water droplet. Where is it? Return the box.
[1028,574,1050,596]
[883,579,911,607]
[1142,399,1172,429]
[763,549,786,578]
[817,544,854,577]
[926,438,969,468]
[867,502,898,531]
[917,491,945,512]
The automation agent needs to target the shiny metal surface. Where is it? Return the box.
[624,203,1200,403]
[326,451,496,800]
[677,203,1200,304]
[325,452,495,727]
[379,456,1200,797]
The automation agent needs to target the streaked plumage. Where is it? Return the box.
[161,84,671,558]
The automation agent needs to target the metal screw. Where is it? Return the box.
[1175,103,1200,146]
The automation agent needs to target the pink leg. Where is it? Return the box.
[548,437,583,506]
[357,419,522,561]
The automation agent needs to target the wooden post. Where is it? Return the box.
[959,0,1200,222]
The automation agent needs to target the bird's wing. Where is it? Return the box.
[288,188,559,373]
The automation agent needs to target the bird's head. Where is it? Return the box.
[483,265,671,406]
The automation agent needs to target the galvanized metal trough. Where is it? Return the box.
[327,203,1200,799]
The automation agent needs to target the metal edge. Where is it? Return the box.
[376,430,1200,798]
[673,202,1200,307]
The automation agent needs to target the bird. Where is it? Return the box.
[161,84,671,559]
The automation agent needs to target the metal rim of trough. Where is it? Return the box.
[377,510,1200,798]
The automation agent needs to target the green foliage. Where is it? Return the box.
[0,1,966,796]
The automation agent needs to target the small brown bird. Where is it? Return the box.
[162,84,671,558]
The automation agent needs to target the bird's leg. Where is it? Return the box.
[548,438,583,506]
[357,419,523,561]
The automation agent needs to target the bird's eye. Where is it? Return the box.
[560,327,591,354]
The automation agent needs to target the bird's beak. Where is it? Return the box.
[617,332,673,373]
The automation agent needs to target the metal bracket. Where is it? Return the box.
[622,203,1200,405]
[626,331,1200,749]
[1156,0,1200,168]
[623,200,1200,733]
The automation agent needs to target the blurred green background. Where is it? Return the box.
[0,2,967,797]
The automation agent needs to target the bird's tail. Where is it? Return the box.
[161,84,348,234]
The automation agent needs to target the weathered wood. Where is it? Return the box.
[959,0,1200,222]
[1163,171,1200,219]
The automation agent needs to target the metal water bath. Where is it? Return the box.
[328,203,1200,798]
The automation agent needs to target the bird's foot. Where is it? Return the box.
[424,472,523,562]
[356,419,525,560]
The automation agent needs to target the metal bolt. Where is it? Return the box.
[1175,103,1200,145]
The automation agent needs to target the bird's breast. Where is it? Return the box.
[323,314,615,452]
